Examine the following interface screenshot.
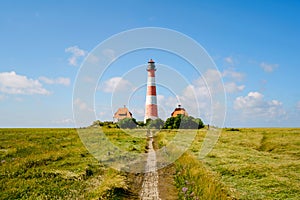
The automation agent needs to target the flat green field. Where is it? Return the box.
[157,128,300,200]
[0,128,146,199]
[202,128,300,199]
[1,128,299,199]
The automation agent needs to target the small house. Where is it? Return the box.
[113,106,133,122]
[171,105,188,117]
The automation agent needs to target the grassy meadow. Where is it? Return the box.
[202,128,300,199]
[0,127,299,199]
[0,128,146,199]
[156,128,300,199]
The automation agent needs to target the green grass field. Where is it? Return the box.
[156,128,300,199]
[1,128,299,199]
[0,128,146,199]
[202,128,300,199]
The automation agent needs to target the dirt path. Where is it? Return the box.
[140,135,161,200]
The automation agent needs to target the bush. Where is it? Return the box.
[136,121,145,127]
[117,118,137,129]
[225,128,240,131]
[163,115,204,129]
[90,120,103,127]
[146,118,164,129]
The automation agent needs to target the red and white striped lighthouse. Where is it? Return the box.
[144,59,158,122]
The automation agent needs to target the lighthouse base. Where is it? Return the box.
[144,116,158,123]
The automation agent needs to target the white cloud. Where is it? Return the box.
[234,92,285,119]
[74,98,90,111]
[39,76,70,86]
[65,46,87,66]
[156,94,179,118]
[129,107,145,119]
[53,118,74,125]
[185,69,244,96]
[94,106,115,121]
[224,56,234,64]
[203,69,223,85]
[234,92,263,109]
[0,71,50,95]
[85,49,116,65]
[102,49,116,60]
[223,69,244,81]
[73,98,94,127]
[260,62,278,73]
[100,77,133,93]
[157,94,166,105]
[187,70,221,95]
[166,69,226,123]
[225,82,245,93]
[181,69,223,98]
[97,111,111,120]
[87,53,100,64]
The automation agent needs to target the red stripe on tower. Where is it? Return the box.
[144,59,158,122]
[148,70,155,77]
[147,86,157,95]
[146,104,158,116]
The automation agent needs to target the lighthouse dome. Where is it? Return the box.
[147,59,156,70]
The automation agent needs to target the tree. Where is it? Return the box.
[136,121,146,127]
[180,116,198,129]
[173,115,183,129]
[163,115,205,129]
[194,118,205,129]
[145,118,152,126]
[163,116,175,129]
[90,120,103,127]
[117,118,137,129]
[147,118,164,129]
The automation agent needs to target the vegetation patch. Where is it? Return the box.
[201,128,300,199]
[155,130,235,199]
[1,127,299,199]
[225,128,240,132]
[0,128,146,199]
[174,153,235,200]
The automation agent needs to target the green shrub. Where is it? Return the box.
[146,118,164,129]
[163,115,204,129]
[117,118,137,129]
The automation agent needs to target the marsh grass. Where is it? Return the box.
[0,128,146,199]
[1,128,299,199]
[103,128,147,153]
[156,128,300,199]
[174,153,234,200]
[155,129,234,199]
[197,128,300,199]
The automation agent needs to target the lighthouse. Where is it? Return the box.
[144,59,158,122]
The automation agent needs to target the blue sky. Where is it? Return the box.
[0,0,299,127]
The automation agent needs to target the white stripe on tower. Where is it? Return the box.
[147,77,156,86]
[146,96,157,105]
[144,59,158,122]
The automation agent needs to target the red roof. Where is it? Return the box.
[171,107,188,117]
